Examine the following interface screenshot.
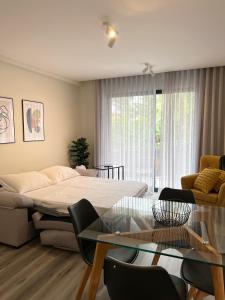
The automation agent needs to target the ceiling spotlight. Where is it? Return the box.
[142,63,149,74]
[103,22,118,48]
[142,63,155,76]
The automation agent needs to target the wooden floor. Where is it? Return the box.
[0,239,214,300]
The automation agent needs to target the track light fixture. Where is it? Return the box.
[103,22,118,48]
[142,63,154,76]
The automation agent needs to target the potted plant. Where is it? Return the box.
[69,137,89,168]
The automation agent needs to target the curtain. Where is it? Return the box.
[158,70,201,187]
[96,66,225,189]
[96,75,157,187]
[96,72,200,189]
[199,66,225,155]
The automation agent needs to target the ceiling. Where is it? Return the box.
[0,0,225,83]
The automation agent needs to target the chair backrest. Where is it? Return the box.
[199,155,220,172]
[159,188,195,204]
[219,155,225,171]
[68,199,99,265]
[104,258,186,300]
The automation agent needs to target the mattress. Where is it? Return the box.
[25,176,148,215]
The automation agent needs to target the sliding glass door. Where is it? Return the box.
[111,89,196,189]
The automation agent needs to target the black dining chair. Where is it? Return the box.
[151,188,194,266]
[181,250,225,299]
[159,187,195,204]
[68,199,138,300]
[104,257,187,300]
[159,189,224,298]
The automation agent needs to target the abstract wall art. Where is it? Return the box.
[0,97,15,144]
[22,100,45,142]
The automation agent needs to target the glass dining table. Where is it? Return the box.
[78,196,225,300]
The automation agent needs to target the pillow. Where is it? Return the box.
[0,171,52,193]
[193,168,221,193]
[214,170,225,192]
[41,165,80,183]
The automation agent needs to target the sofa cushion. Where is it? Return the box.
[41,165,80,183]
[32,212,73,232]
[214,171,225,192]
[0,171,52,193]
[193,168,221,193]
[40,230,78,252]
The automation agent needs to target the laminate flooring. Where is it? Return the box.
[0,239,214,300]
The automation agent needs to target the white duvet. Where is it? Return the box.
[25,176,148,214]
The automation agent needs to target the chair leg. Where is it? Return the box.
[152,253,161,265]
[195,290,209,300]
[75,264,92,300]
[151,245,161,265]
[188,286,197,299]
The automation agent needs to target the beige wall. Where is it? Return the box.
[0,61,80,175]
[78,80,97,167]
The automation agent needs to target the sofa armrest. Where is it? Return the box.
[0,191,33,209]
[76,168,98,177]
[218,183,225,206]
[181,173,198,189]
[0,206,37,246]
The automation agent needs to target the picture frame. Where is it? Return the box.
[0,96,15,144]
[22,100,45,142]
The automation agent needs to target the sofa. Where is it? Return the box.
[181,155,225,206]
[0,167,97,248]
[0,190,37,247]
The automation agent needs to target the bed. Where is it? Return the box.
[25,175,148,215]
[0,166,148,249]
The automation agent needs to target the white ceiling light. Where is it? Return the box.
[103,22,118,48]
[142,63,155,76]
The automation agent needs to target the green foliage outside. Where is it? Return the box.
[111,92,193,151]
[111,91,194,185]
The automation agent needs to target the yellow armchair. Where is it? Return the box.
[199,155,220,171]
[181,174,198,190]
[181,155,225,206]
[218,183,225,206]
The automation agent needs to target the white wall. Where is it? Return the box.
[78,80,97,167]
[0,61,80,174]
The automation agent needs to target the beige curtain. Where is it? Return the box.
[95,66,225,187]
[96,73,200,188]
[199,66,225,156]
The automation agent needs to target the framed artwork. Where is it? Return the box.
[22,100,45,142]
[0,97,15,144]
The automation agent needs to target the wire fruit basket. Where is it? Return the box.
[152,200,191,227]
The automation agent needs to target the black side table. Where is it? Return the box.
[94,165,124,180]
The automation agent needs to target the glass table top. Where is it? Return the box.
[79,196,225,267]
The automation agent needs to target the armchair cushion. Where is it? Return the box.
[214,170,225,192]
[193,168,221,193]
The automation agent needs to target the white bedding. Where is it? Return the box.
[25,176,148,214]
